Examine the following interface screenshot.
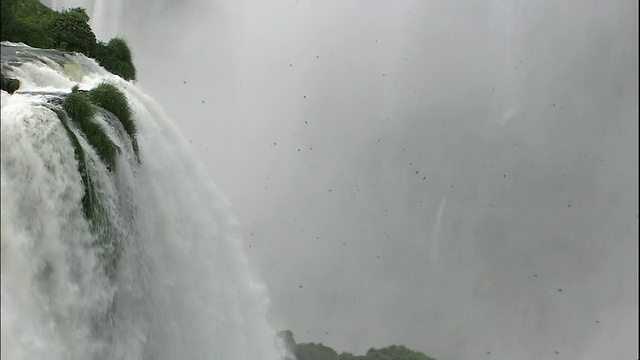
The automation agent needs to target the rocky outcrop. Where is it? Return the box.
[1,73,20,94]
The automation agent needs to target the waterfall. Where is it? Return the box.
[1,43,282,360]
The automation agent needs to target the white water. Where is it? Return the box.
[1,45,283,360]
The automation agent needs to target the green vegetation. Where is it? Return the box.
[88,83,139,160]
[296,343,339,360]
[54,108,121,280]
[353,346,436,360]
[48,7,96,55]
[54,108,97,221]
[63,89,120,170]
[1,0,56,49]
[277,330,437,360]
[57,81,139,277]
[1,0,136,80]
[1,0,136,280]
[94,38,137,81]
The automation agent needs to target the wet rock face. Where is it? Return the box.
[1,73,21,94]
[1,43,75,95]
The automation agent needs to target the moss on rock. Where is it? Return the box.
[55,108,121,280]
[63,90,120,171]
[54,108,98,221]
[88,83,140,160]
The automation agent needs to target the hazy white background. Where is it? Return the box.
[45,1,638,359]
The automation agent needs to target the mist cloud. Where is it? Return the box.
[71,0,639,358]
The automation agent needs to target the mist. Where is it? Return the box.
[50,0,639,358]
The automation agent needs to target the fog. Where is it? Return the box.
[46,0,638,358]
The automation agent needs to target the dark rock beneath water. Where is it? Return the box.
[1,73,21,94]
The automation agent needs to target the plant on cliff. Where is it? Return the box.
[276,331,437,360]
[94,38,137,81]
[88,82,140,160]
[54,108,120,280]
[3,0,132,281]
[359,345,436,360]
[54,108,98,221]
[63,89,119,171]
[0,0,136,80]
[0,0,56,48]
[48,7,97,55]
[296,343,339,360]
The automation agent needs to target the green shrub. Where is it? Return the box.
[48,8,96,55]
[281,331,437,360]
[337,353,364,360]
[0,0,137,81]
[1,0,56,48]
[63,90,119,170]
[88,83,140,159]
[364,345,436,360]
[5,19,54,48]
[64,89,94,120]
[0,0,10,39]
[295,343,339,360]
[94,38,136,80]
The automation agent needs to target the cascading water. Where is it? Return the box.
[1,43,284,360]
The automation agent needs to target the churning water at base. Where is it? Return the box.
[1,43,283,360]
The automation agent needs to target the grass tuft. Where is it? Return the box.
[89,83,140,161]
[94,38,136,80]
[63,91,119,171]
